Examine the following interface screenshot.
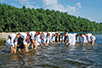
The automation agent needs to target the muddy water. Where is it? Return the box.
[0,34,102,68]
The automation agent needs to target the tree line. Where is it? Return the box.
[0,3,102,32]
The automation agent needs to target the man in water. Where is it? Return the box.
[66,33,76,45]
[84,33,96,45]
[40,32,45,45]
[45,32,50,46]
[73,33,79,44]
[80,34,87,44]
[19,32,30,52]
[55,33,58,42]
[28,31,37,49]
[40,32,50,46]
[5,33,21,53]
[57,33,62,42]
[50,32,55,44]
[35,31,43,47]
[76,34,79,44]
[63,32,68,42]
[90,35,96,45]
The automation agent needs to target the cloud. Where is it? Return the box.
[43,0,81,15]
[19,0,29,4]
[76,2,81,8]
[18,0,38,9]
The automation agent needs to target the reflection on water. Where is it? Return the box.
[0,34,102,68]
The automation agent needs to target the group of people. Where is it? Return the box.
[5,31,96,53]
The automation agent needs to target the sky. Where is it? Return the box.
[0,0,102,23]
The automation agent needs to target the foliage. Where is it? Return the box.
[0,3,102,32]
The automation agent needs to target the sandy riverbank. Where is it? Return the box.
[0,32,63,40]
[0,32,20,40]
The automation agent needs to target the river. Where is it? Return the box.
[0,34,102,68]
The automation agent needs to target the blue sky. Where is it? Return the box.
[0,0,102,23]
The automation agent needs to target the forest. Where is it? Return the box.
[0,3,102,32]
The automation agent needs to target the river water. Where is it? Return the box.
[0,34,102,68]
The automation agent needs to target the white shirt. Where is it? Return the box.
[81,35,87,43]
[86,33,92,42]
[35,34,41,45]
[29,31,36,39]
[49,33,52,42]
[20,33,27,39]
[6,34,18,45]
[67,34,75,41]
[40,33,47,44]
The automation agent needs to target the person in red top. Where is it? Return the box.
[24,35,31,51]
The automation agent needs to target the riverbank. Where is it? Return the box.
[0,32,63,40]
[0,32,19,40]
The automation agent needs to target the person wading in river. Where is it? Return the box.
[55,33,58,42]
[66,33,76,45]
[75,34,79,44]
[84,33,96,45]
[63,32,68,42]
[84,33,92,45]
[35,31,43,47]
[19,32,30,52]
[28,31,37,49]
[5,33,21,53]
[80,34,87,44]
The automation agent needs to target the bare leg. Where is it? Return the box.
[51,42,53,44]
[91,40,95,45]
[10,47,14,54]
[66,42,69,45]
[45,43,48,46]
[31,44,33,49]
[34,44,38,48]
[18,48,21,52]
[24,45,28,51]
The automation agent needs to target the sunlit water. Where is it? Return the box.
[0,34,102,68]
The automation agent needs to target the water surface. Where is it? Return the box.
[0,34,102,68]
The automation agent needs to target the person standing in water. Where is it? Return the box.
[35,31,43,47]
[58,33,62,42]
[75,34,79,44]
[45,32,50,46]
[63,32,68,42]
[80,34,87,44]
[19,32,30,52]
[66,33,76,45]
[84,33,96,45]
[5,33,21,53]
[55,33,58,42]
[28,31,37,49]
